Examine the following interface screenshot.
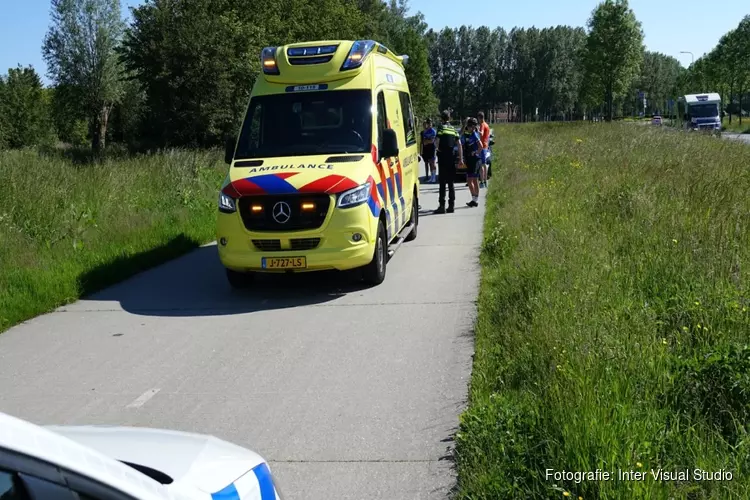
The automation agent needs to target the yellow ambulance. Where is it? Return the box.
[217,40,421,288]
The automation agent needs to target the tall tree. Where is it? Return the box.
[634,51,682,115]
[43,0,125,153]
[121,0,262,147]
[583,0,644,121]
[0,66,52,149]
[122,0,372,148]
[357,0,438,118]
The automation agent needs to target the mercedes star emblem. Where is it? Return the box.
[272,201,292,224]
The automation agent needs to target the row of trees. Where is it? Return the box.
[681,15,750,123]
[1,0,747,151]
[425,0,687,121]
[2,0,435,152]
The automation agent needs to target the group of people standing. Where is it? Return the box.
[420,110,493,214]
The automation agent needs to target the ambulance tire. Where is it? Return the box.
[362,220,387,286]
[405,194,418,242]
[226,268,254,289]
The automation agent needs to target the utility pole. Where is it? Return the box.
[680,51,694,65]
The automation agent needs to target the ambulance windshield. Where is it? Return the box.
[235,89,372,160]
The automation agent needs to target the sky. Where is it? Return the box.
[1,0,748,84]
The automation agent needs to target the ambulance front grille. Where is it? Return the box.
[252,239,282,251]
[290,238,321,251]
[239,194,331,231]
[251,239,320,251]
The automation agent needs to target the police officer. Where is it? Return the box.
[434,110,462,214]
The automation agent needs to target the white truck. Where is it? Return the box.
[677,93,722,136]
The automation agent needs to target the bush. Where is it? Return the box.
[670,344,750,445]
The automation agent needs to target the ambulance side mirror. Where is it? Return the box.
[224,138,235,165]
[380,128,399,159]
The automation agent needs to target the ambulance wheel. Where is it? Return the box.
[362,221,387,286]
[226,268,254,289]
[405,195,418,242]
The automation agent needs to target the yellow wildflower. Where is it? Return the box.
[637,462,643,468]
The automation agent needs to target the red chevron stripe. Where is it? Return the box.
[227,178,264,196]
[222,183,241,198]
[327,177,359,193]
[298,174,344,193]
[367,175,380,207]
[376,161,388,203]
[276,172,299,180]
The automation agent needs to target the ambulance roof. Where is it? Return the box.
[260,40,408,85]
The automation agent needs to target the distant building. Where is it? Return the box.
[488,103,520,123]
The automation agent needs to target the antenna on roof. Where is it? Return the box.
[399,55,409,65]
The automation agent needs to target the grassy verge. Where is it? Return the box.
[723,120,750,134]
[456,122,750,499]
[0,149,226,332]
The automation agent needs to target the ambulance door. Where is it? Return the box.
[375,89,395,241]
[383,89,409,234]
[396,90,417,215]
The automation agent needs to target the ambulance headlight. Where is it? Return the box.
[218,192,236,213]
[337,182,370,208]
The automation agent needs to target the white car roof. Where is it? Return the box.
[0,412,179,500]
[48,424,268,495]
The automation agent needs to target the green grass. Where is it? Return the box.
[456,122,750,499]
[0,148,226,332]
[723,120,750,134]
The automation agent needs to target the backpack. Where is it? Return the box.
[488,129,495,147]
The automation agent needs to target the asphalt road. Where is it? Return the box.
[0,180,485,499]
[724,132,750,145]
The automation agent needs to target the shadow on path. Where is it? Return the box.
[77,236,370,317]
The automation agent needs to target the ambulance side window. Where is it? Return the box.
[398,92,416,146]
[242,101,262,152]
[376,91,387,152]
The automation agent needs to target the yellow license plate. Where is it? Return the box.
[262,257,307,269]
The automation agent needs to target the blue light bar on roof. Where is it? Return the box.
[261,47,279,75]
[340,40,377,71]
